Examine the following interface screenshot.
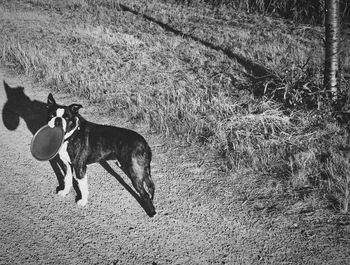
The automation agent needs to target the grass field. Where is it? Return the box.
[1,0,350,213]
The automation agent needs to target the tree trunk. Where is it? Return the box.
[324,0,340,101]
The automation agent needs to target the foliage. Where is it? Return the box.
[165,0,350,25]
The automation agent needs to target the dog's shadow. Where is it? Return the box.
[2,81,154,217]
[99,160,155,217]
[2,81,67,191]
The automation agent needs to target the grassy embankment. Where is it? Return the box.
[1,0,350,212]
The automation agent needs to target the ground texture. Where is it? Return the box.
[1,1,350,264]
[1,68,350,265]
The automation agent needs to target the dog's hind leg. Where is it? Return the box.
[75,165,89,206]
[127,156,155,215]
[143,166,154,200]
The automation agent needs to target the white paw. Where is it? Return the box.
[77,199,88,206]
[58,190,69,197]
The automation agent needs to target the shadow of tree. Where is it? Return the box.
[118,4,277,82]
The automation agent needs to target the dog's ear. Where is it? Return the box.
[69,104,83,114]
[4,81,10,96]
[47,93,56,107]
[3,81,24,98]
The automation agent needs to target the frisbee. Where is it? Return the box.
[30,125,64,161]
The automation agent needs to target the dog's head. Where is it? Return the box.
[47,93,82,134]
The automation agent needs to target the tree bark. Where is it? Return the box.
[324,0,340,101]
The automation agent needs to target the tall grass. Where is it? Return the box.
[161,0,350,25]
[1,0,350,211]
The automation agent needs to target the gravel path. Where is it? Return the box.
[1,67,350,265]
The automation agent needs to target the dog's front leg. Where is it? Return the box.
[57,143,73,197]
[57,162,73,197]
[75,165,89,206]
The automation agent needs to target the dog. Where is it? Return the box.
[47,93,155,216]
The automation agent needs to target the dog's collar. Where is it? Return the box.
[64,117,80,141]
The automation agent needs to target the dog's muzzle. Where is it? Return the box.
[48,117,67,132]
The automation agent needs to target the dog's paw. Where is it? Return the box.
[77,199,88,207]
[57,190,69,197]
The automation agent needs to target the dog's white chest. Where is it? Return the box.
[58,141,71,163]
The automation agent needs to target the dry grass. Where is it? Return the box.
[1,0,350,212]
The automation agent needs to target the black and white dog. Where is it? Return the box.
[47,93,155,216]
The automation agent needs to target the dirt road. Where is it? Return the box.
[1,67,350,265]
[0,67,235,265]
